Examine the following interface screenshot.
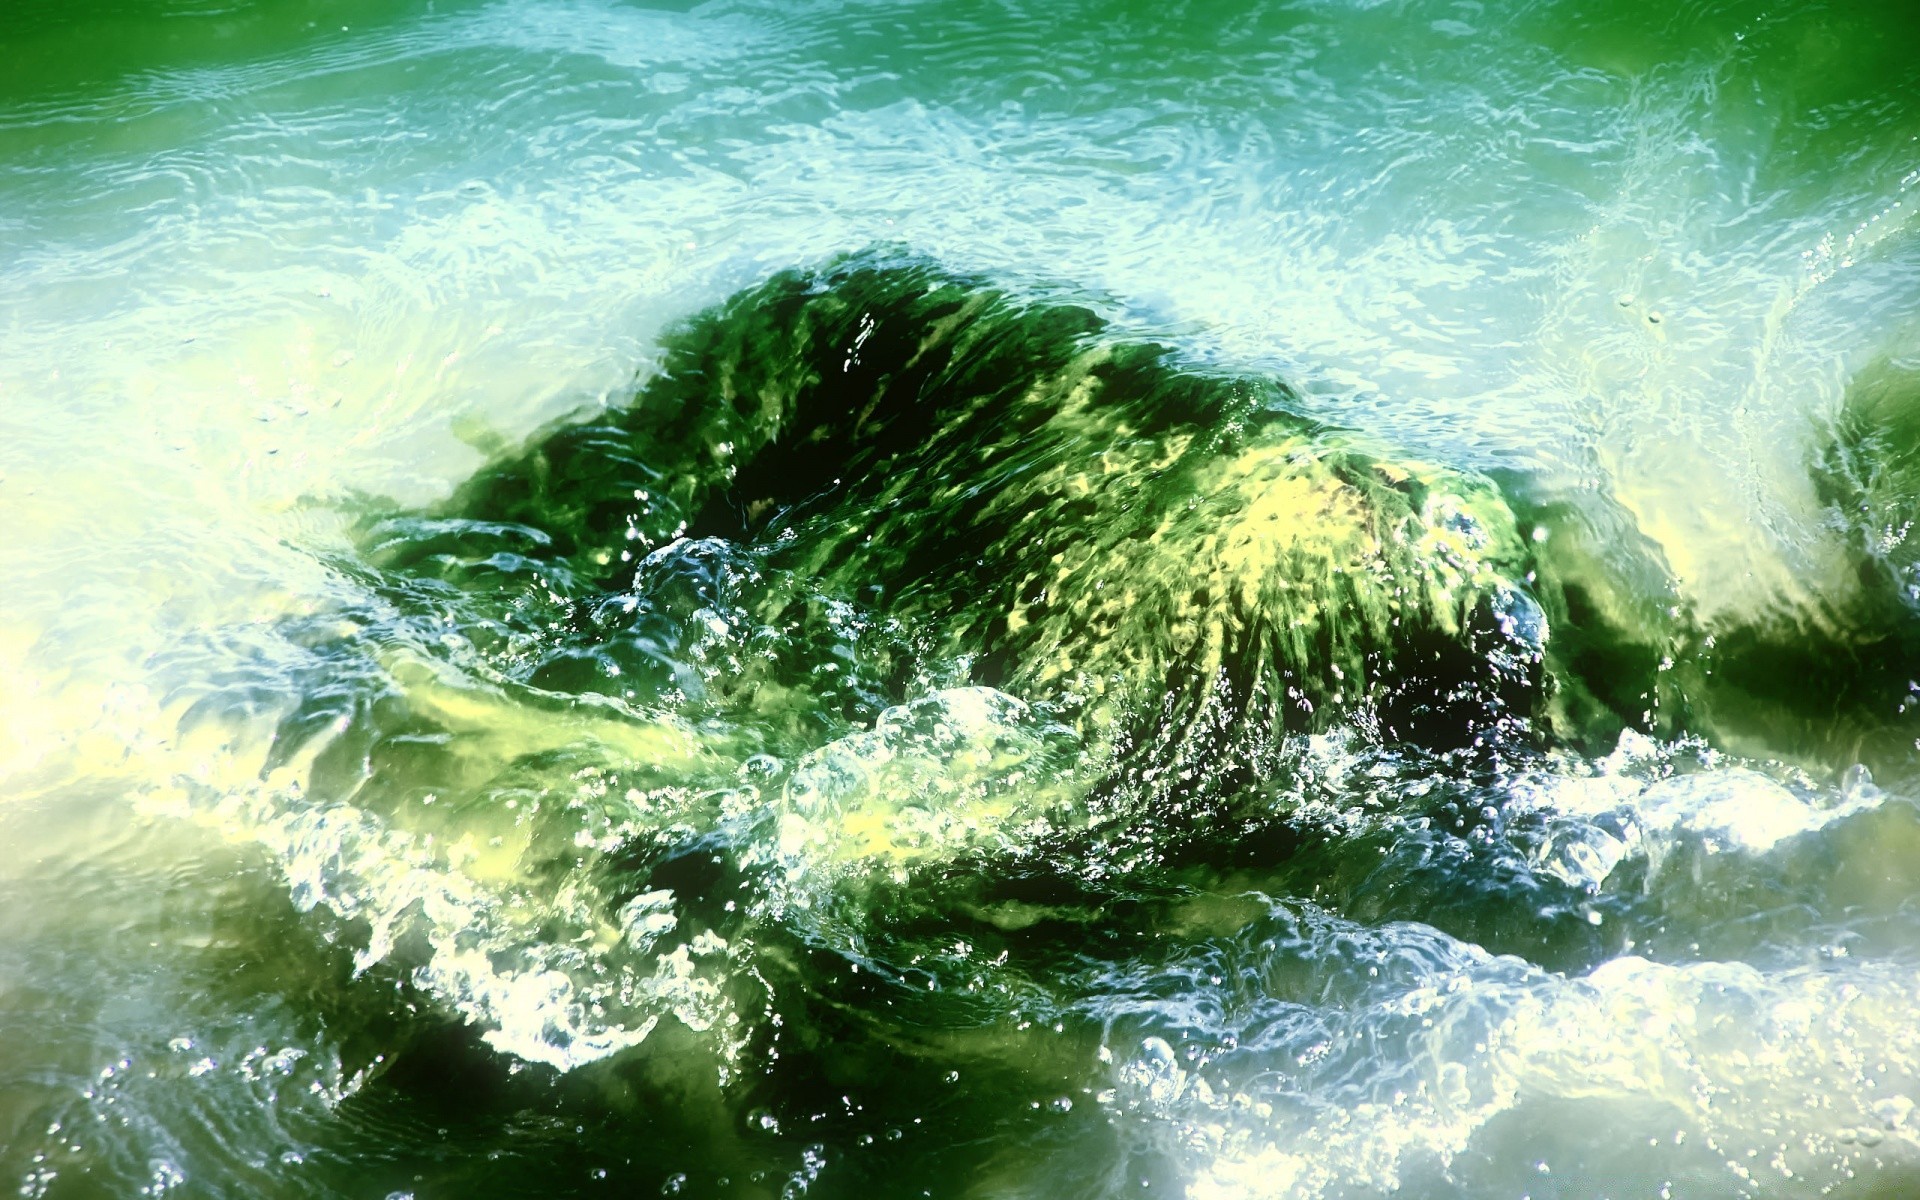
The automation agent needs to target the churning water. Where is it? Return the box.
[5,0,1920,1196]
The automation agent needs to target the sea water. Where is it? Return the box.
[3,0,1920,1196]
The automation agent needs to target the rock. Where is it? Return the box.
[428,253,1546,782]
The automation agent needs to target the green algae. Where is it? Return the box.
[412,256,1542,751]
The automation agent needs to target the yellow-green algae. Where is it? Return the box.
[339,258,1545,885]
[437,257,1538,744]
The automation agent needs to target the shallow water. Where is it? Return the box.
[5,1,1920,1197]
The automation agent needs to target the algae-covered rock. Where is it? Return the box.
[415,256,1545,773]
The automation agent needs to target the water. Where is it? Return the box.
[4,0,1920,1196]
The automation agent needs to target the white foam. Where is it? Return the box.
[1104,909,1920,1198]
[1519,736,1887,891]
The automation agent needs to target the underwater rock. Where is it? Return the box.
[418,255,1546,773]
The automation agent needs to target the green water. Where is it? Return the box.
[5,1,1920,1197]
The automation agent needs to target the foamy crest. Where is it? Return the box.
[1097,898,1920,1198]
[1520,732,1889,892]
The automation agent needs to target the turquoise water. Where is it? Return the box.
[4,1,1920,1196]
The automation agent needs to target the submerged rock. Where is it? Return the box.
[413,255,1546,770]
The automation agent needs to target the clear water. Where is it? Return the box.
[4,0,1920,1196]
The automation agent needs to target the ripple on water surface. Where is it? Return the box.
[3,0,1920,1197]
